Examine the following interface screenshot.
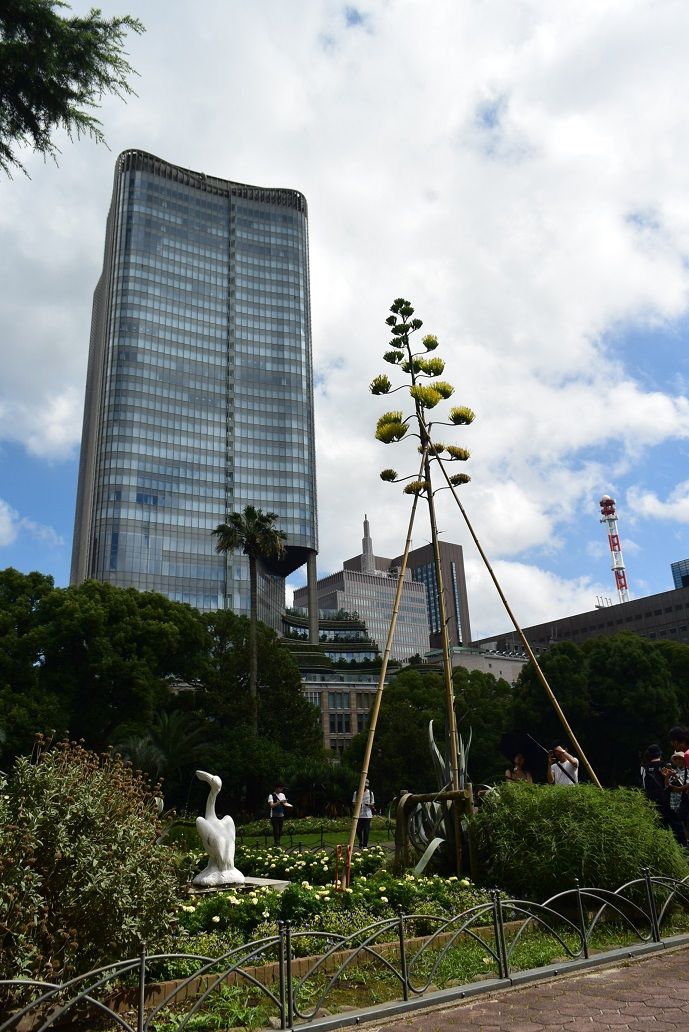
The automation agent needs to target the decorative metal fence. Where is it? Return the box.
[2,870,689,1032]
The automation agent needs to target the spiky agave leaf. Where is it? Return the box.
[370,374,392,395]
[449,406,476,425]
[446,445,470,461]
[409,384,442,408]
[404,480,430,495]
[380,468,398,482]
[449,473,471,486]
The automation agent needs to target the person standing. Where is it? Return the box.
[505,752,533,783]
[642,744,684,843]
[352,779,375,847]
[665,751,689,847]
[547,742,579,785]
[268,782,291,846]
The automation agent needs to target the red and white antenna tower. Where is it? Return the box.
[599,495,629,603]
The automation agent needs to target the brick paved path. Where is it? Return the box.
[373,946,689,1030]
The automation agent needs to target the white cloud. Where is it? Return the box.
[0,497,62,549]
[466,557,610,640]
[627,481,689,524]
[0,388,82,460]
[0,499,19,547]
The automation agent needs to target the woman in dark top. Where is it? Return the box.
[505,752,533,783]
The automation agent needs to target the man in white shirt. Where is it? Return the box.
[547,742,579,785]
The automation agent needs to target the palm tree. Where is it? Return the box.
[212,506,287,732]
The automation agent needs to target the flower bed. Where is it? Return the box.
[175,867,493,956]
[235,843,386,884]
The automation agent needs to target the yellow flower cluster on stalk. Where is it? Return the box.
[370,298,475,492]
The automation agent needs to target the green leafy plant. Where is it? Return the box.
[0,738,180,984]
[471,782,689,899]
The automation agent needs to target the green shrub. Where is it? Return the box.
[236,815,391,837]
[471,782,689,900]
[0,738,181,984]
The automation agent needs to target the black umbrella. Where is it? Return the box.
[499,731,548,783]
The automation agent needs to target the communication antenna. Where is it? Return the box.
[599,495,629,603]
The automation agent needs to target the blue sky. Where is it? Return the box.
[3,0,689,639]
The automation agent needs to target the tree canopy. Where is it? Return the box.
[0,0,143,176]
[0,569,323,812]
[510,633,682,785]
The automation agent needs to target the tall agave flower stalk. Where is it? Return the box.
[370,298,602,795]
[367,298,476,871]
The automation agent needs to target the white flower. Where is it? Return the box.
[211,915,220,923]
[380,896,388,903]
[262,910,270,918]
[460,878,471,887]
[301,881,311,888]
[378,886,386,892]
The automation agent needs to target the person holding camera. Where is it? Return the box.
[547,742,579,785]
[643,744,687,846]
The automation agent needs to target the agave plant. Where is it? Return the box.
[370,299,476,869]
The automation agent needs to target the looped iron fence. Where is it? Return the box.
[2,869,689,1032]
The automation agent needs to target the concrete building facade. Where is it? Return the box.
[475,585,689,654]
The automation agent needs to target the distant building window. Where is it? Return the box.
[328,691,350,711]
[329,713,351,734]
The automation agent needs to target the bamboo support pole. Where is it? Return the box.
[346,447,429,881]
[433,447,602,789]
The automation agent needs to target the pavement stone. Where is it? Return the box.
[366,946,689,1030]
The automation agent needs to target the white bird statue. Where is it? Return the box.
[193,770,245,886]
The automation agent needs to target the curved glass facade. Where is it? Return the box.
[71,151,317,624]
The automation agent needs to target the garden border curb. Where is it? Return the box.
[292,934,689,1032]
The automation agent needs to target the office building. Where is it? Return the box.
[71,150,318,632]
[671,559,689,590]
[391,540,471,648]
[475,585,689,653]
[424,645,526,684]
[293,517,430,661]
[334,516,472,651]
[281,608,384,755]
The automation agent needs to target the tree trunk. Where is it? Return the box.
[248,553,258,734]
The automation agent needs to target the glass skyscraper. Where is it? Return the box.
[71,150,318,629]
